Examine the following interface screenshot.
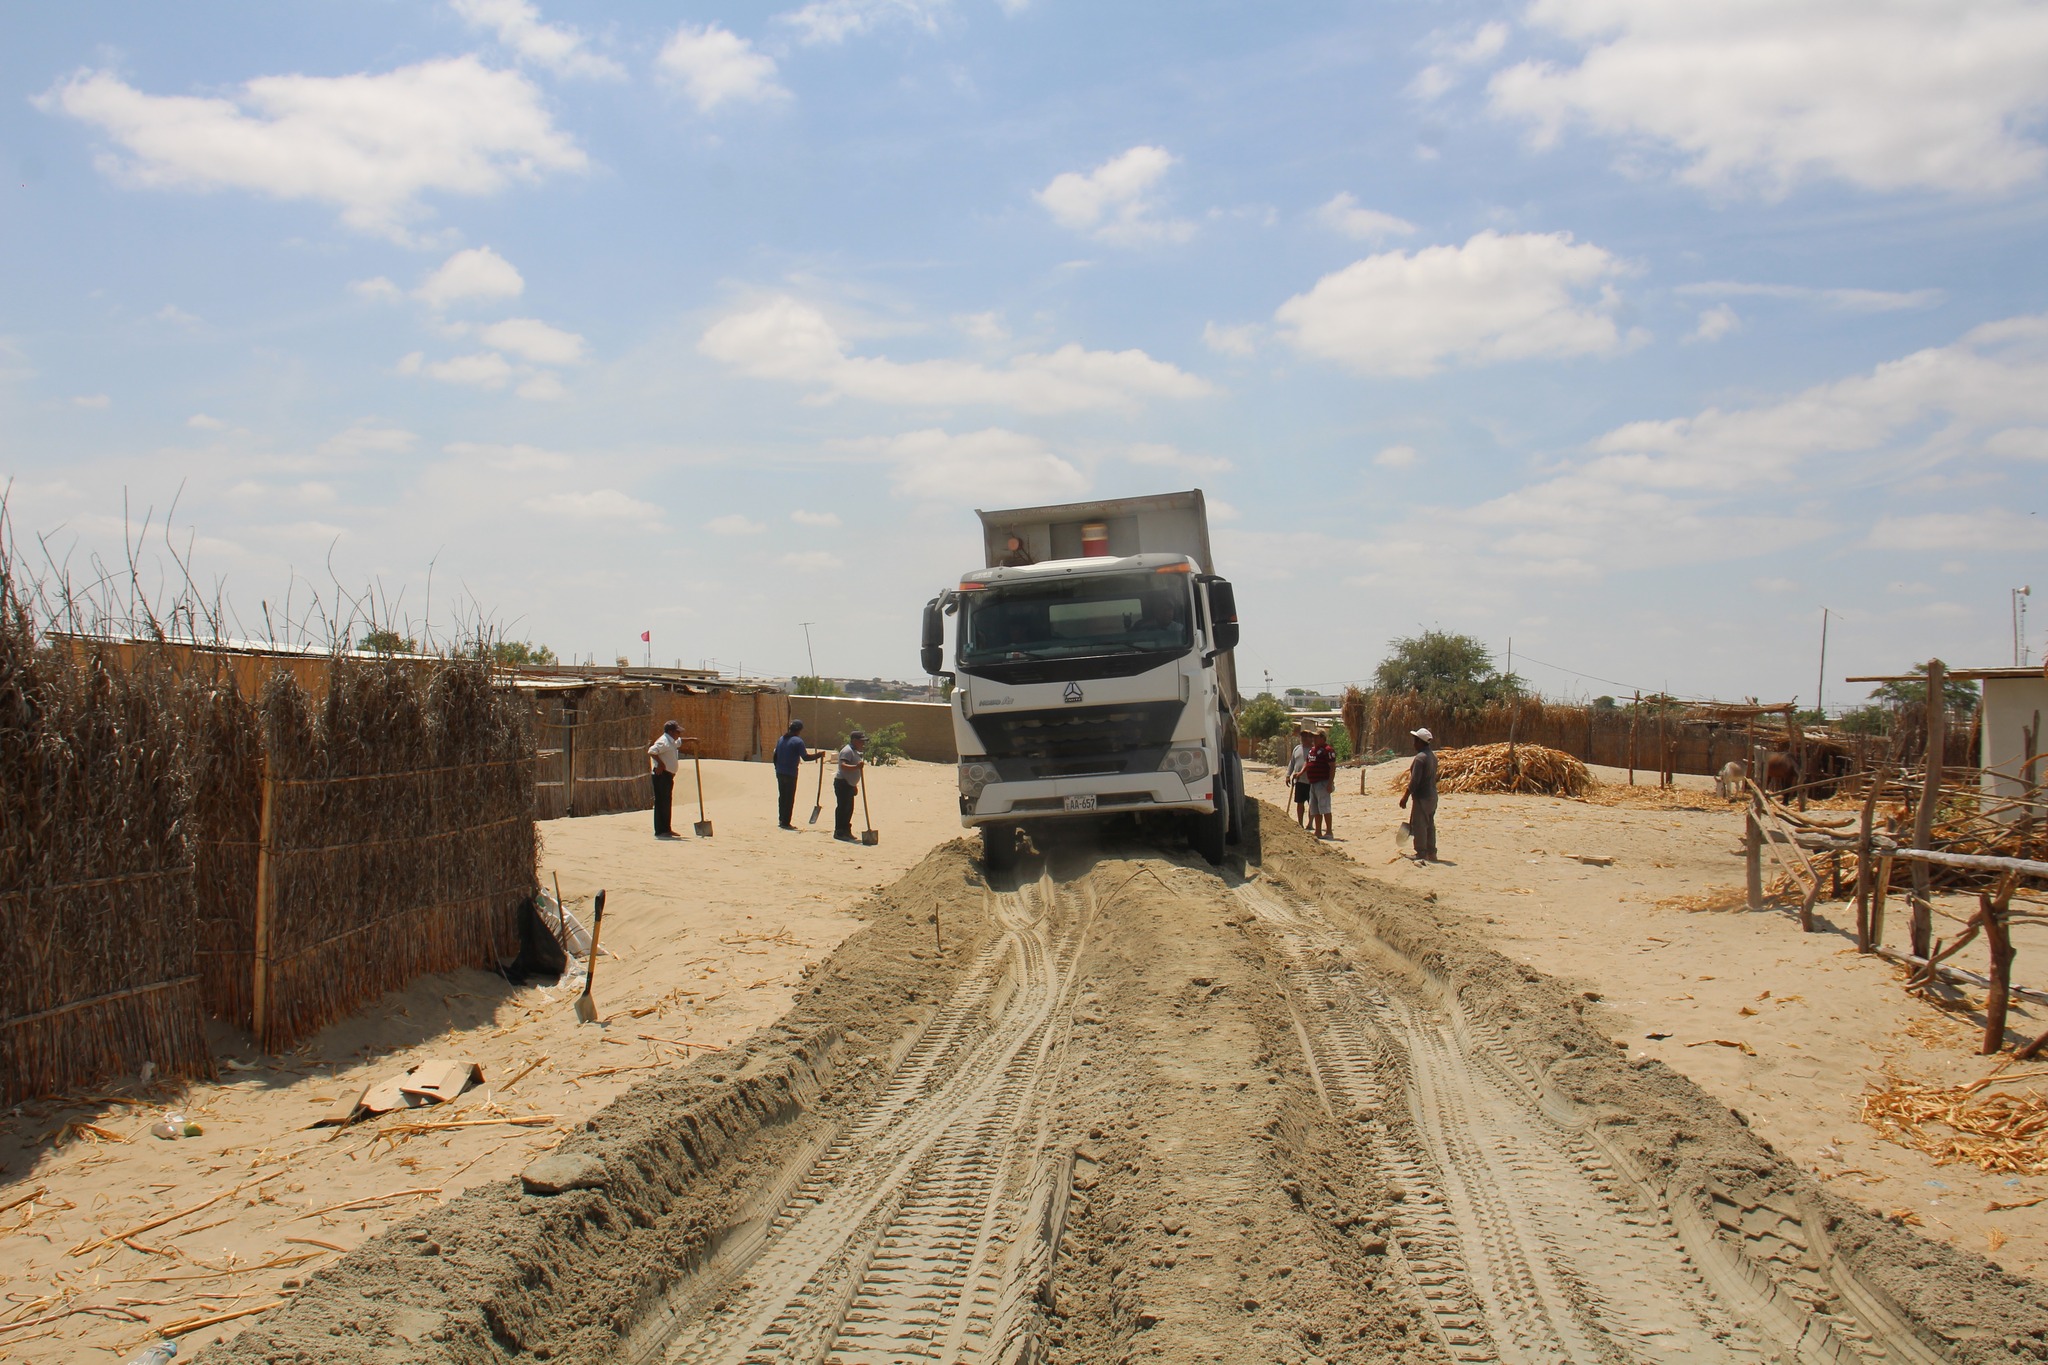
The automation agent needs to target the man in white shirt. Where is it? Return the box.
[833,730,867,843]
[1285,725,1311,827]
[647,720,685,839]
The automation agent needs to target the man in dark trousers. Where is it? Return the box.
[833,730,867,842]
[646,720,685,840]
[772,718,826,829]
[1398,726,1438,863]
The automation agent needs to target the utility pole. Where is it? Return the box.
[800,622,818,684]
[2016,587,2032,667]
[1815,607,1830,719]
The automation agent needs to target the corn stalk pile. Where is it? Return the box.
[1389,742,1594,799]
[1861,1073,2048,1175]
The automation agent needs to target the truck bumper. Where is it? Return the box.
[959,773,1212,826]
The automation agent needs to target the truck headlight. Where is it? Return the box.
[1160,744,1209,784]
[958,759,999,803]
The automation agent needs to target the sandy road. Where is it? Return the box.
[653,872,1095,1365]
[628,818,1978,1365]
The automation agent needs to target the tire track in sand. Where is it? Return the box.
[659,869,1093,1365]
[1236,879,1775,1365]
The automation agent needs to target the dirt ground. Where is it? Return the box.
[0,759,963,1363]
[7,753,2048,1361]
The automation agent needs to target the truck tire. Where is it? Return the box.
[1222,749,1245,846]
[1189,804,1227,866]
[981,823,1017,874]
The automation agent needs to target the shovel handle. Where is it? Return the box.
[585,891,606,977]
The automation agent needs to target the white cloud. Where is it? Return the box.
[658,24,787,112]
[1125,442,1232,475]
[42,58,586,241]
[479,317,586,365]
[1037,146,1193,245]
[416,351,515,389]
[1374,443,1419,469]
[1987,427,2048,461]
[1490,0,2048,195]
[1315,193,1417,242]
[699,296,1210,414]
[450,0,624,80]
[515,371,568,401]
[707,514,767,534]
[1274,230,1634,377]
[1690,304,1740,343]
[1409,21,1510,101]
[350,275,403,301]
[956,311,1009,343]
[72,393,110,408]
[1868,509,2046,551]
[1201,321,1260,357]
[187,413,227,430]
[526,488,663,528]
[780,0,947,45]
[792,508,842,526]
[1676,281,1943,312]
[779,549,845,571]
[320,422,417,457]
[863,428,1091,505]
[416,246,524,308]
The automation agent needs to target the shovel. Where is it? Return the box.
[691,749,713,838]
[860,781,879,846]
[808,754,825,825]
[574,890,606,1025]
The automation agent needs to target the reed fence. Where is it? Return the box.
[0,590,209,1101]
[529,684,786,819]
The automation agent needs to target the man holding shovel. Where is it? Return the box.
[772,719,828,830]
[833,730,867,843]
[647,720,685,840]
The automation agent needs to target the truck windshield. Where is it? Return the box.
[959,572,1193,664]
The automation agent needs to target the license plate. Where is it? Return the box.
[1063,794,1097,812]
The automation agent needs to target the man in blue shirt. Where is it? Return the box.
[772,719,827,829]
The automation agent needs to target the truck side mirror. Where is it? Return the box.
[920,598,950,679]
[1206,580,1240,657]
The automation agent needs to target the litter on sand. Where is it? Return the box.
[1389,742,1593,798]
[1862,1075,2048,1175]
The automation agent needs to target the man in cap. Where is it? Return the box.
[1301,725,1336,840]
[833,730,868,842]
[647,720,685,840]
[1399,727,1438,862]
[772,718,827,830]
[1285,723,1312,827]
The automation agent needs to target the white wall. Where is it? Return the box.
[1982,675,2048,817]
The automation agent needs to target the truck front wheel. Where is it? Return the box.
[1189,805,1227,865]
[981,823,1018,874]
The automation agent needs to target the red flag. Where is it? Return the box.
[640,630,651,642]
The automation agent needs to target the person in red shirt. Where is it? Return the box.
[1300,726,1336,840]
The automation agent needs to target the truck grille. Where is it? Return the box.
[969,701,1183,782]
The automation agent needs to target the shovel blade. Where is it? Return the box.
[694,821,714,838]
[861,830,879,846]
[808,806,822,825]
[574,991,598,1025]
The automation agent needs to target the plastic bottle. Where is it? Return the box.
[125,1341,176,1365]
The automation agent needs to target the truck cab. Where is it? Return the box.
[921,491,1244,867]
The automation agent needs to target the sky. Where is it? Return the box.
[4,0,2047,709]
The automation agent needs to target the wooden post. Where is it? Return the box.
[1983,878,2018,1055]
[1745,787,1763,912]
[1871,854,1893,948]
[1629,691,1639,786]
[563,699,579,818]
[1910,660,1946,958]
[1853,759,1886,952]
[250,756,278,1049]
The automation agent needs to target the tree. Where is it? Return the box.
[358,628,415,654]
[792,675,840,696]
[1239,692,1294,744]
[1867,665,1980,716]
[488,640,557,667]
[1592,696,1618,712]
[1372,631,1522,708]
[859,722,908,765]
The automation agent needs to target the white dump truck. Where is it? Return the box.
[920,490,1245,868]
